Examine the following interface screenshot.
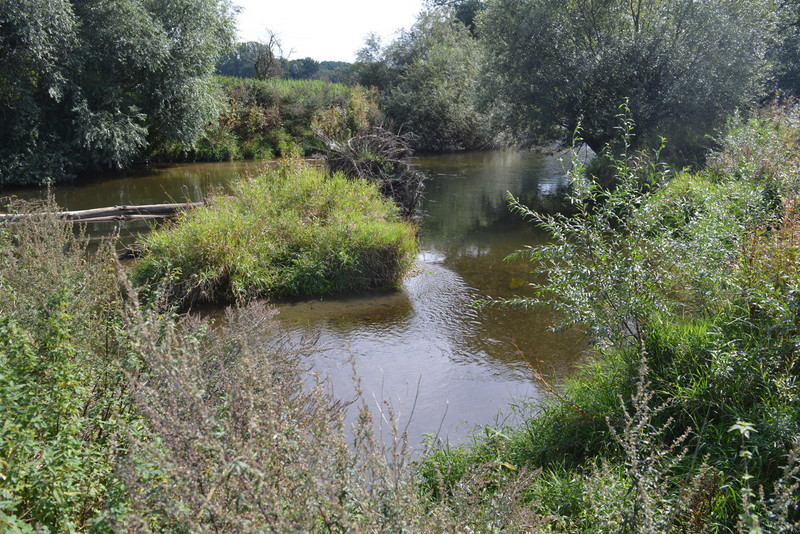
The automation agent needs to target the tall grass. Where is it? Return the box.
[131,161,418,307]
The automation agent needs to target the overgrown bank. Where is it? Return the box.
[0,203,455,532]
[0,175,533,532]
[2,104,800,532]
[422,104,800,531]
[154,76,382,163]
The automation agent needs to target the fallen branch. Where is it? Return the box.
[0,200,210,223]
[318,127,425,218]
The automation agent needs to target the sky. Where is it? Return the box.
[234,0,426,63]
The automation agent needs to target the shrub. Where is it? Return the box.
[321,127,427,218]
[449,105,800,530]
[0,202,137,531]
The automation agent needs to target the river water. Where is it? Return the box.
[6,151,589,448]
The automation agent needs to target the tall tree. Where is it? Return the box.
[0,0,236,185]
[426,0,485,33]
[770,0,800,95]
[253,31,283,80]
[479,0,774,163]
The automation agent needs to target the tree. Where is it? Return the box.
[284,57,320,80]
[0,0,236,185]
[425,0,485,33]
[216,42,259,78]
[770,0,800,95]
[254,31,283,80]
[354,33,393,90]
[478,0,774,163]
[357,8,497,152]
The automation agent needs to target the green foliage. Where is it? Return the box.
[0,201,545,532]
[478,0,774,164]
[215,42,353,82]
[0,0,236,185]
[769,1,800,96]
[425,0,485,33]
[131,162,418,306]
[355,7,499,152]
[708,103,800,201]
[0,206,137,531]
[441,104,800,530]
[158,76,381,162]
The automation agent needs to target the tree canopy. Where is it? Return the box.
[478,0,774,161]
[356,8,497,152]
[0,0,236,185]
[215,42,352,83]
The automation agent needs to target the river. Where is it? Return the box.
[6,150,589,448]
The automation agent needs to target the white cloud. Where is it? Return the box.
[234,0,425,62]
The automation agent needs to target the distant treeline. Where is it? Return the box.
[215,42,354,83]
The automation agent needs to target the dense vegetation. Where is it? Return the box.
[131,161,418,307]
[5,0,799,184]
[0,0,236,185]
[3,102,800,533]
[354,8,497,152]
[0,203,465,532]
[478,0,773,162]
[3,0,800,530]
[422,104,800,531]
[352,0,800,166]
[216,42,352,82]
[154,77,381,162]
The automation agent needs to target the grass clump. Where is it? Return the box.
[131,161,417,306]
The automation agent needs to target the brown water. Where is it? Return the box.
[4,151,589,447]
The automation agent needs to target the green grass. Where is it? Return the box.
[131,161,418,306]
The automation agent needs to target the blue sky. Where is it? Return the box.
[234,0,425,62]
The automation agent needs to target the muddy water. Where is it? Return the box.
[5,151,589,447]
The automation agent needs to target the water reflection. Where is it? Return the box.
[5,160,269,245]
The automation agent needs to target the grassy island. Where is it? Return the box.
[130,161,418,306]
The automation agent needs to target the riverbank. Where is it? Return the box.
[419,103,800,531]
[2,105,799,531]
[153,76,382,163]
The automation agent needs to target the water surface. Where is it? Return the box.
[4,151,589,447]
[288,150,588,447]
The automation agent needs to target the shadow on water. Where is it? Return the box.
[2,150,590,449]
